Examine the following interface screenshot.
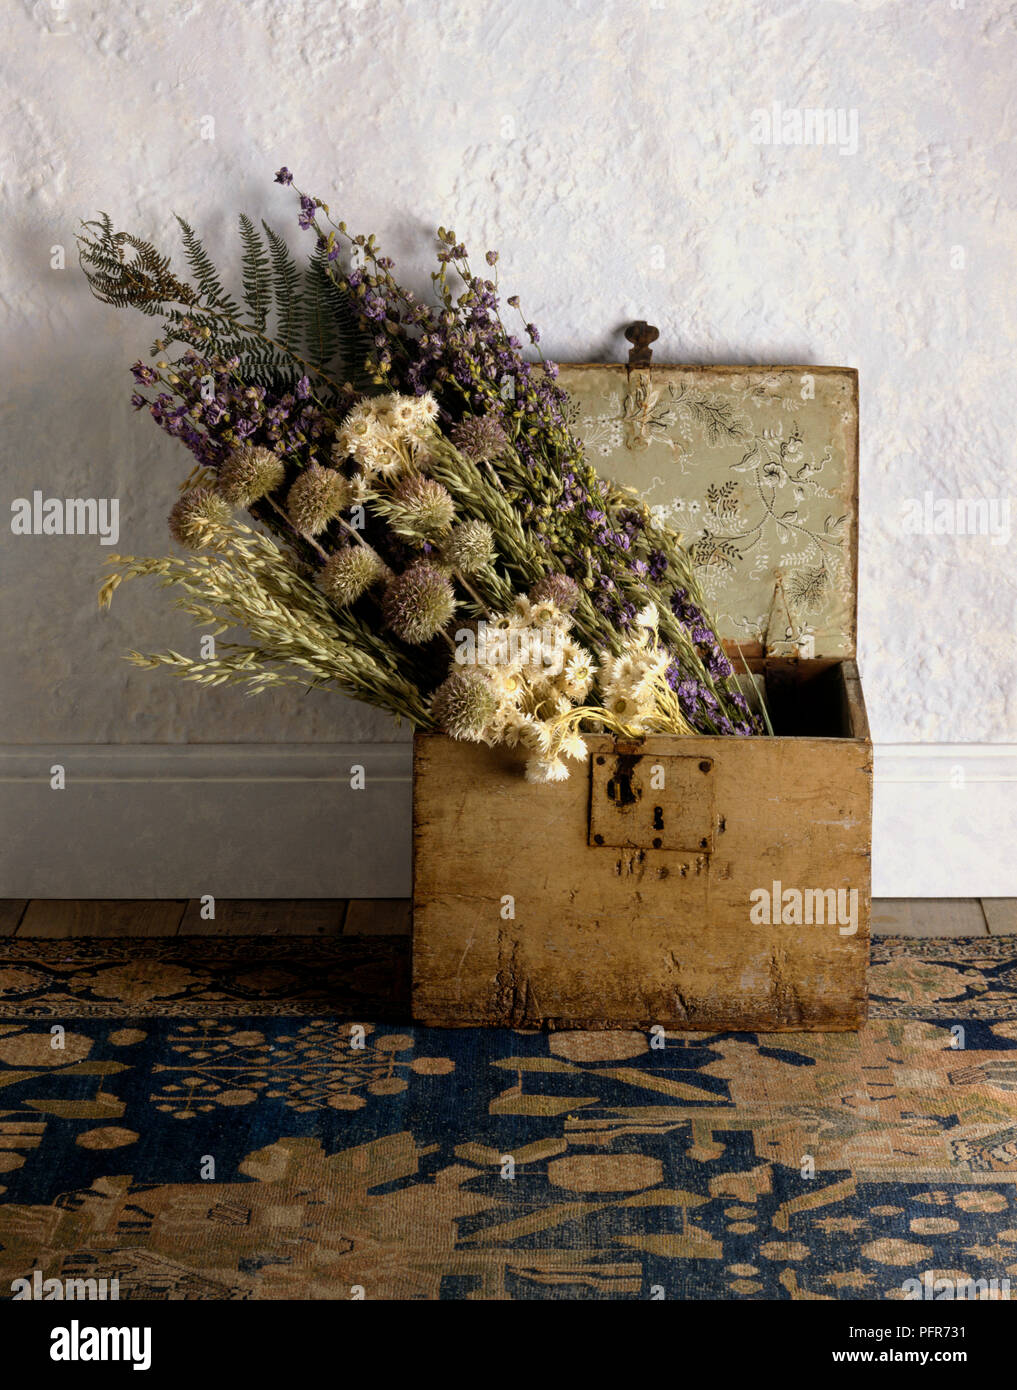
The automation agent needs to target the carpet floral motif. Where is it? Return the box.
[0,938,1015,1301]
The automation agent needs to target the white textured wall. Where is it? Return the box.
[1,0,1014,759]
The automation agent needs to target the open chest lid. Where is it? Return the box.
[557,359,859,660]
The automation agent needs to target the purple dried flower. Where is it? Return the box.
[131,361,159,386]
[528,573,581,613]
[450,413,508,463]
[648,550,667,581]
[705,650,734,679]
[274,167,294,185]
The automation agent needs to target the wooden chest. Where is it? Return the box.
[412,364,870,1031]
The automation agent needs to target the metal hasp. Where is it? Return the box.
[624,321,659,368]
[588,748,716,852]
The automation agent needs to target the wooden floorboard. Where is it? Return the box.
[870,900,913,935]
[0,898,1008,939]
[343,899,412,936]
[178,899,347,936]
[871,898,988,937]
[0,901,28,936]
[983,899,1017,936]
[17,900,188,938]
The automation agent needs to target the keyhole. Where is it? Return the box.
[606,771,638,807]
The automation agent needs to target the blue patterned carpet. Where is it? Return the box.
[0,936,1015,1300]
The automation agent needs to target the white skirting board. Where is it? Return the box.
[872,744,1017,898]
[0,744,413,900]
[0,742,1013,899]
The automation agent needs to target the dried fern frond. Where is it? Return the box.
[77,216,197,315]
[77,212,371,395]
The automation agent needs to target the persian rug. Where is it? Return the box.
[0,936,1015,1301]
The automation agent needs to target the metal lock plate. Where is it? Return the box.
[588,750,716,852]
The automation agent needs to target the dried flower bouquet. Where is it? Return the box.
[81,171,762,783]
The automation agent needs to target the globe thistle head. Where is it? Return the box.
[450,412,508,462]
[382,562,456,644]
[168,488,232,550]
[386,475,455,542]
[431,668,498,742]
[529,573,581,613]
[216,444,286,507]
[443,519,494,575]
[317,545,388,607]
[286,464,350,535]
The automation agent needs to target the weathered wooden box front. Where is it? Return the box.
[413,364,870,1031]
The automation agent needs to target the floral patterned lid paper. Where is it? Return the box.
[560,365,859,659]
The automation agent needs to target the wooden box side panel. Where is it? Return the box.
[412,731,872,1031]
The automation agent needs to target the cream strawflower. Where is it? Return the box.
[504,595,538,628]
[563,650,595,699]
[376,393,417,429]
[334,405,385,464]
[634,601,659,630]
[561,728,588,761]
[488,668,526,700]
[480,618,526,672]
[525,756,570,784]
[335,399,416,479]
[517,714,554,754]
[346,473,375,505]
[414,392,440,424]
[499,709,531,749]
